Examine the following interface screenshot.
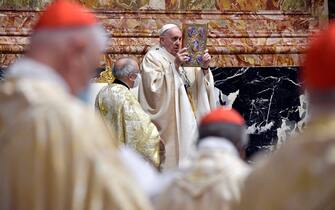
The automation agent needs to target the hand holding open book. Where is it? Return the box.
[182,23,209,67]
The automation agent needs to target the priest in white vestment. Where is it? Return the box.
[139,24,217,169]
[95,57,163,168]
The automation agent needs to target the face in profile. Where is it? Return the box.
[72,33,103,94]
[160,27,182,56]
[129,63,140,88]
[84,41,102,79]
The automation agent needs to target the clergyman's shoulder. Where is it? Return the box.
[146,45,161,56]
[144,46,172,67]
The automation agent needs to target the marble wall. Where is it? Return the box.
[0,10,320,67]
[0,0,327,68]
[213,66,308,158]
[330,0,335,20]
[0,68,4,81]
[0,0,324,11]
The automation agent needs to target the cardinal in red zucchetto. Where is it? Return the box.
[0,1,153,210]
[236,22,335,210]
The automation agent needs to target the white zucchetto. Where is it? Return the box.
[159,23,179,36]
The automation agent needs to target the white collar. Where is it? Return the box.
[6,57,69,92]
[198,137,239,157]
[156,44,176,62]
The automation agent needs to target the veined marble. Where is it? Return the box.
[212,67,307,158]
[0,0,327,67]
[0,68,4,81]
[0,0,325,11]
[0,10,322,67]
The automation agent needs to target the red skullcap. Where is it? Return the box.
[34,0,97,30]
[200,107,245,126]
[302,22,335,90]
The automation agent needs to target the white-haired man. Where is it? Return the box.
[0,0,153,209]
[139,23,217,169]
[96,57,164,169]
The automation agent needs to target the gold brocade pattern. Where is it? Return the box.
[187,90,196,115]
[95,66,115,84]
[95,83,161,167]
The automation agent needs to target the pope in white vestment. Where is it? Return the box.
[139,24,217,169]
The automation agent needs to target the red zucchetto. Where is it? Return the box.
[34,0,97,30]
[200,107,245,126]
[302,22,335,90]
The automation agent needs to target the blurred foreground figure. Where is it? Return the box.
[96,57,164,168]
[0,1,152,209]
[236,22,335,210]
[154,107,251,210]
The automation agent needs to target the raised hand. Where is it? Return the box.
[202,49,211,69]
[175,47,189,69]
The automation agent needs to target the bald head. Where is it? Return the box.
[112,57,139,79]
[112,57,140,88]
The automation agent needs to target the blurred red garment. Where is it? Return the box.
[34,0,97,30]
[303,22,335,90]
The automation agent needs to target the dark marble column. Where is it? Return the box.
[330,0,335,20]
[212,67,307,159]
[0,68,4,81]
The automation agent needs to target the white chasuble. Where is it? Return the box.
[139,44,217,169]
